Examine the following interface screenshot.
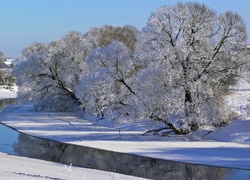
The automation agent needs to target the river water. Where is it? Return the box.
[0,99,250,179]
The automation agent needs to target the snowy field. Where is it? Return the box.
[1,79,250,179]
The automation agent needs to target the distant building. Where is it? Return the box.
[0,58,20,86]
[4,58,21,68]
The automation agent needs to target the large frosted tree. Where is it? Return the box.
[14,26,139,112]
[13,32,90,111]
[77,41,135,119]
[132,2,248,134]
[76,25,139,118]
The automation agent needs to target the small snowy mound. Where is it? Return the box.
[203,78,250,144]
[203,120,250,144]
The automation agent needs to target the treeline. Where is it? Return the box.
[13,2,249,135]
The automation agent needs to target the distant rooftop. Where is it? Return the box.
[4,58,21,67]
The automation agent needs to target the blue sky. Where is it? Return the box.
[1,0,250,57]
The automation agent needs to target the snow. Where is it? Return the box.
[0,86,17,100]
[0,152,145,180]
[0,88,146,180]
[1,79,250,179]
[3,102,250,169]
[204,78,250,143]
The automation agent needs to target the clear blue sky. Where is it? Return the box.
[1,0,250,57]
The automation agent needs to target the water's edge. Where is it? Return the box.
[0,99,250,179]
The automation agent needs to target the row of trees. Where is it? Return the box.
[0,51,16,89]
[0,51,6,68]
[14,2,249,134]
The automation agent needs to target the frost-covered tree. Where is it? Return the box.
[86,25,139,52]
[13,32,90,111]
[13,42,47,104]
[77,41,135,119]
[132,2,248,134]
[75,25,139,118]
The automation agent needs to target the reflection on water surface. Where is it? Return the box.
[0,99,250,179]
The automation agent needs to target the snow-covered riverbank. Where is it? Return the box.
[1,79,250,179]
[0,152,147,180]
[0,88,146,179]
[1,102,250,170]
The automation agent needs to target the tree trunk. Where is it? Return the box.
[184,89,192,117]
[184,89,199,132]
[149,114,190,135]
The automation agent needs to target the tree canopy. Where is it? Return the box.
[14,3,249,134]
[13,32,90,111]
[132,2,248,134]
